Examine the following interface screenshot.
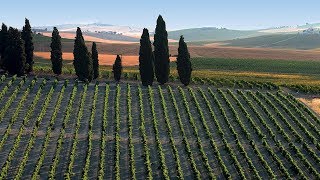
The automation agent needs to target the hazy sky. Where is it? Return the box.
[1,0,319,30]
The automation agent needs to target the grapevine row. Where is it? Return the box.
[167,86,201,179]
[148,86,169,180]
[0,77,27,122]
[217,89,261,179]
[14,80,57,179]
[158,86,184,180]
[114,84,121,180]
[31,81,68,179]
[138,86,153,179]
[65,84,88,179]
[127,84,136,179]
[82,83,98,179]
[208,88,248,179]
[178,87,215,179]
[98,84,109,179]
[0,79,46,178]
[47,83,78,180]
[197,88,232,179]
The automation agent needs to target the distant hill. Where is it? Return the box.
[34,23,142,37]
[168,27,265,41]
[221,33,320,49]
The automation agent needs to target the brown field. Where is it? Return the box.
[34,40,320,62]
[34,52,176,66]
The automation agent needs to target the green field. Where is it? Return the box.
[221,34,320,50]
[0,76,319,179]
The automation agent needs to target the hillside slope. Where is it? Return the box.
[168,27,265,41]
[221,34,320,49]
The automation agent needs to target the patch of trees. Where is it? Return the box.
[73,27,99,82]
[0,19,34,76]
[139,15,192,86]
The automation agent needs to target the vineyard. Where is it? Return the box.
[0,75,319,179]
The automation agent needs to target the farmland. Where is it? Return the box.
[0,75,319,179]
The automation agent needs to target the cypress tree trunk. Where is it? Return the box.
[139,28,154,86]
[73,27,93,82]
[22,18,34,73]
[153,15,170,84]
[0,23,8,69]
[50,27,63,75]
[3,27,26,76]
[92,42,99,79]
[113,55,122,82]
[177,36,192,86]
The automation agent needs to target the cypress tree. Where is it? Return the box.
[177,36,192,86]
[153,15,170,84]
[3,27,26,76]
[50,27,62,75]
[113,55,122,81]
[22,18,34,73]
[73,27,93,82]
[139,28,154,86]
[92,42,99,79]
[0,23,8,68]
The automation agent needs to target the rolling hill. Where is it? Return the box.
[221,33,320,49]
[168,27,265,41]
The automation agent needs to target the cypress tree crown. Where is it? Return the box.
[113,55,122,81]
[22,18,34,73]
[0,23,9,68]
[153,15,170,84]
[92,42,99,79]
[177,35,192,86]
[3,27,26,76]
[139,28,154,86]
[50,27,63,75]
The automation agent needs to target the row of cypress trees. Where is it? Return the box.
[51,27,99,82]
[0,19,34,75]
[0,17,191,85]
[139,15,192,86]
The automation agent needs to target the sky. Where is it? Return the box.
[1,0,320,30]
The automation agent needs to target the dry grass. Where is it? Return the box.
[42,32,138,44]
[298,98,320,115]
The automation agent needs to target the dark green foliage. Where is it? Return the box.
[92,42,99,79]
[0,23,8,68]
[73,27,93,82]
[177,36,192,86]
[50,27,62,75]
[153,15,170,84]
[22,18,34,73]
[3,27,26,76]
[113,55,122,81]
[139,28,154,86]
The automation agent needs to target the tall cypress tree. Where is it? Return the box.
[73,27,93,82]
[113,55,122,82]
[153,15,170,84]
[139,28,154,86]
[22,18,34,73]
[3,27,26,76]
[0,23,8,68]
[50,27,62,75]
[177,36,192,86]
[92,42,99,79]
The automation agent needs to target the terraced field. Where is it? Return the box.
[0,75,319,179]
